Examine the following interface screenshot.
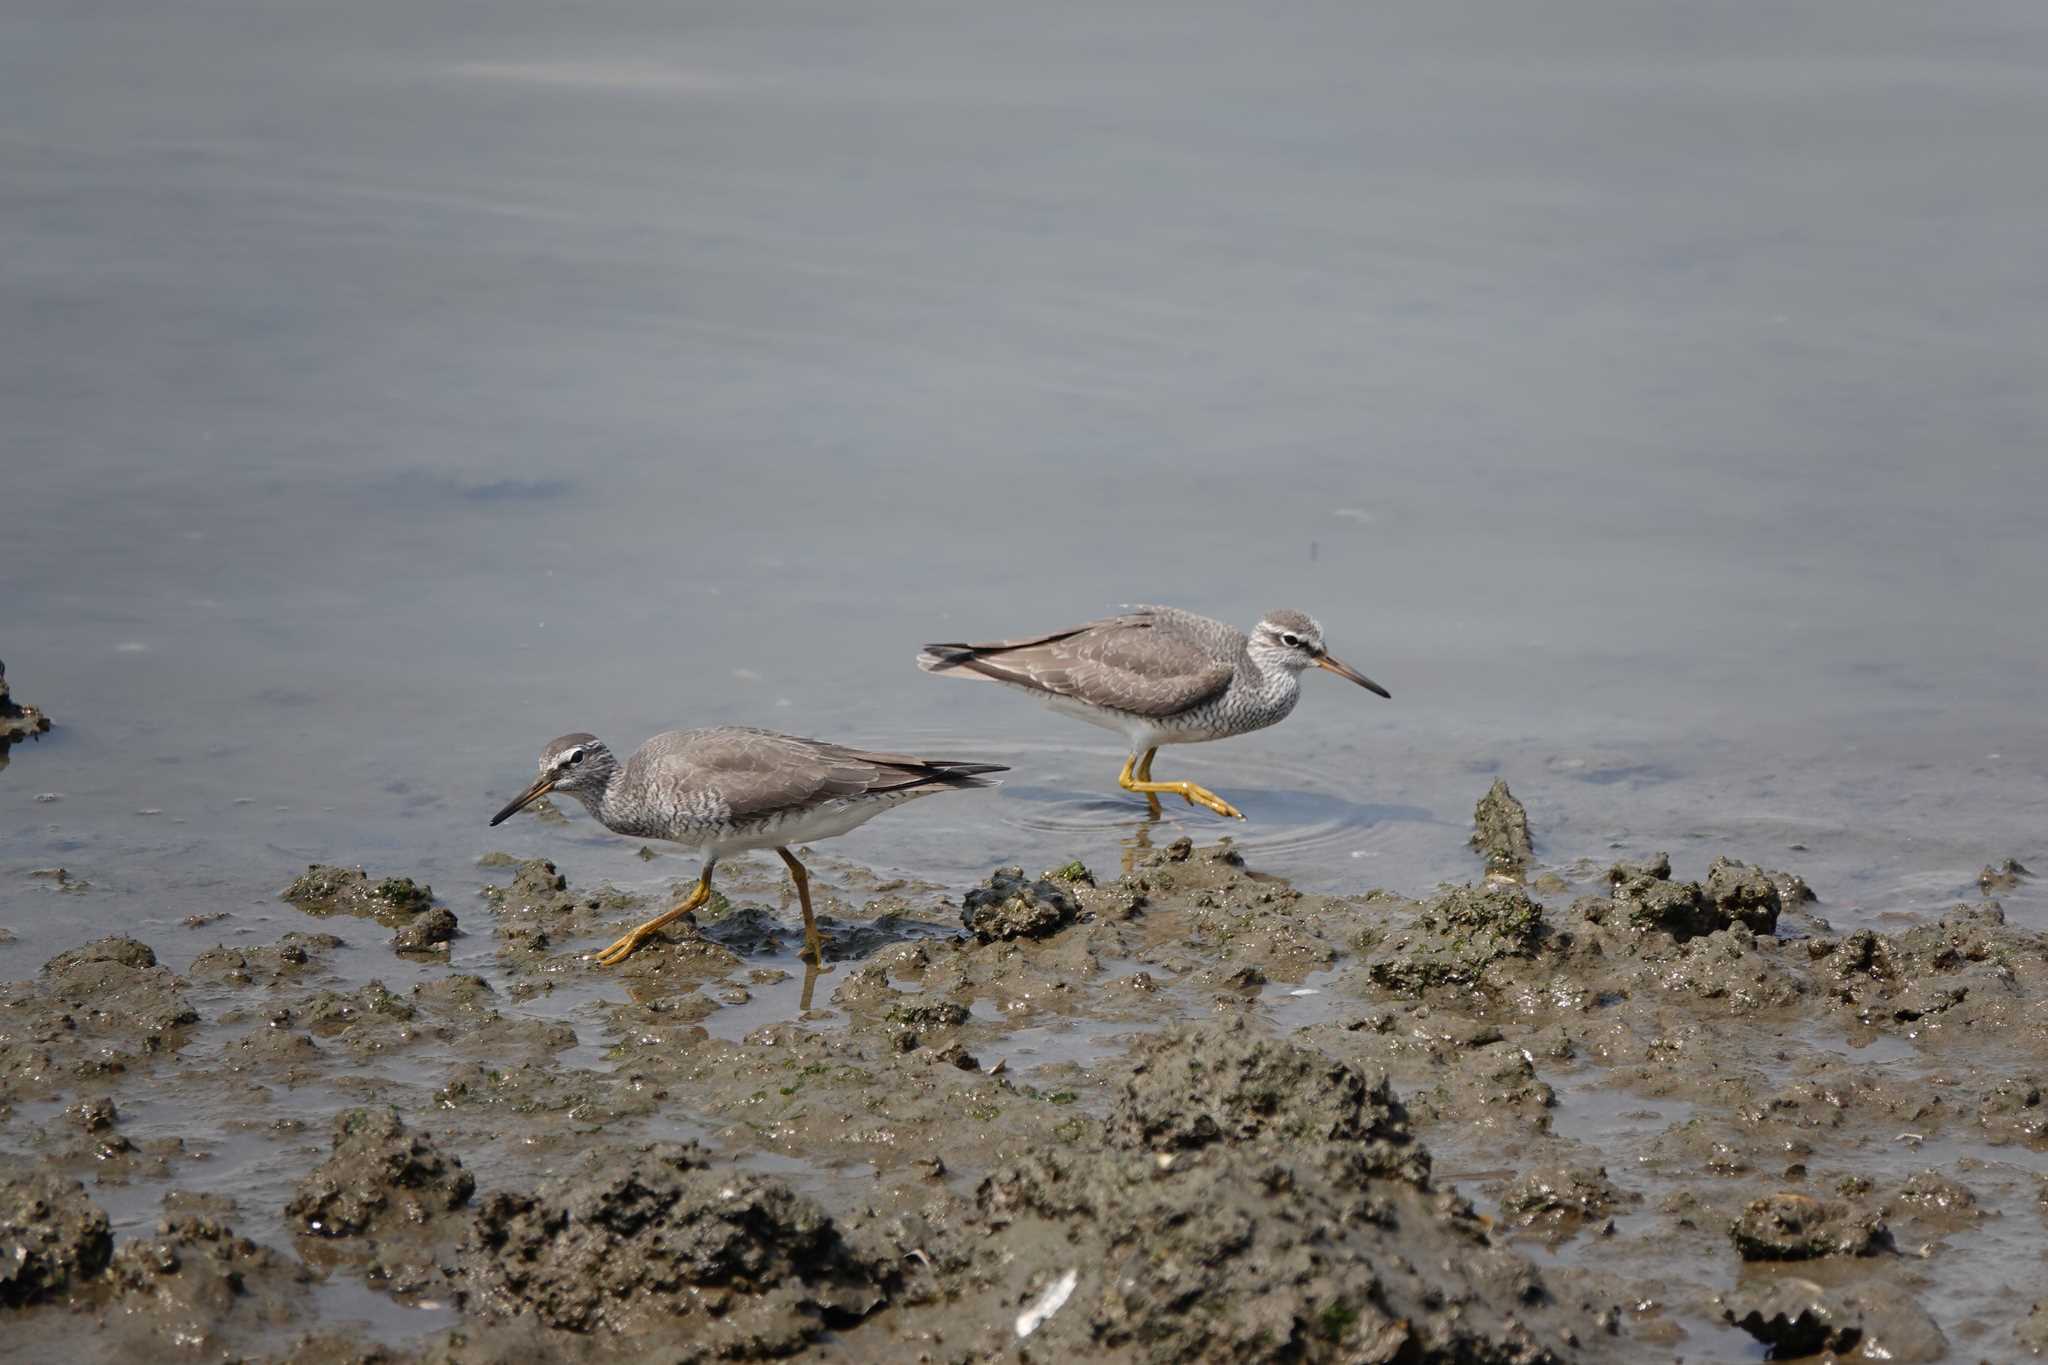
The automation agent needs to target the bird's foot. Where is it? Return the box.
[1178,782,1244,820]
[1117,754,1243,820]
[592,928,651,967]
[592,915,699,967]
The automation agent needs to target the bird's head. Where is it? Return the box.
[1250,609,1390,698]
[489,732,618,826]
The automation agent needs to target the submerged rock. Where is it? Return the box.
[0,1172,112,1306]
[961,866,1082,942]
[464,1142,888,1349]
[1471,779,1534,877]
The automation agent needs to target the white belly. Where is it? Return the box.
[686,793,914,860]
[1037,692,1222,751]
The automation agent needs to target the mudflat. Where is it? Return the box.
[4,784,2044,1362]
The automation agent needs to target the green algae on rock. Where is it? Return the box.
[283,865,436,925]
[283,864,461,951]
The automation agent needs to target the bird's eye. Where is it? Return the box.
[1281,633,1301,648]
[566,749,585,766]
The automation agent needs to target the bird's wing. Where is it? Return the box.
[919,611,1235,718]
[648,728,999,821]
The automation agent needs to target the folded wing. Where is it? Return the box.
[918,612,1234,718]
[639,728,1004,821]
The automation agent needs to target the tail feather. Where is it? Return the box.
[918,643,980,673]
[927,761,1008,777]
[909,759,1006,791]
[859,755,1008,794]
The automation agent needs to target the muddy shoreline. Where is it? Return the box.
[3,786,2046,1362]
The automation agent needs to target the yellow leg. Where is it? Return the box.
[594,864,712,966]
[1135,748,1163,818]
[1118,752,1244,820]
[776,846,827,966]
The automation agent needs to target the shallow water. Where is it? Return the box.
[5,0,2048,969]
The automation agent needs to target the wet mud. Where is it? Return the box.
[2,791,2046,1360]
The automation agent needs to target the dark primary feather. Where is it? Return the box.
[920,609,1236,718]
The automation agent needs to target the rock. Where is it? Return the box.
[282,865,437,927]
[0,660,52,749]
[464,1142,888,1348]
[34,938,198,1050]
[961,866,1082,942]
[188,933,336,985]
[1981,858,2032,895]
[285,1107,474,1238]
[1767,866,1819,907]
[1499,1166,1634,1230]
[972,1025,1586,1364]
[882,999,970,1053]
[1470,779,1534,877]
[1885,1170,1979,1225]
[1729,1192,1891,1261]
[1365,884,1547,995]
[109,1214,311,1320]
[1702,858,1783,934]
[66,1096,118,1133]
[1724,1279,1946,1362]
[479,858,648,954]
[393,906,459,951]
[43,936,157,973]
[0,1172,112,1306]
[1110,1020,1422,1183]
[1608,855,1779,940]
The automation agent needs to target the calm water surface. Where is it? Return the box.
[5,0,2046,967]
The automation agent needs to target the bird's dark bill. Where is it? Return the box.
[489,776,556,826]
[1317,653,1391,699]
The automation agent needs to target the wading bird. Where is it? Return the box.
[490,727,1004,966]
[919,606,1386,819]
